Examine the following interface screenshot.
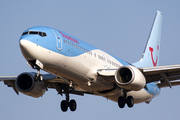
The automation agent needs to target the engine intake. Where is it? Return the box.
[16,73,34,91]
[15,72,46,98]
[115,65,146,91]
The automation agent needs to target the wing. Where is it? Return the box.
[0,76,19,94]
[97,64,180,88]
[140,64,180,88]
[0,74,85,96]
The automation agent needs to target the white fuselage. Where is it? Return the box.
[20,39,155,104]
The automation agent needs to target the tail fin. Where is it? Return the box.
[133,11,162,68]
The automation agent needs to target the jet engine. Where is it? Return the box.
[115,65,146,91]
[15,72,47,98]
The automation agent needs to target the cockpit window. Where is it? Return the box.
[42,32,47,37]
[39,32,47,37]
[22,31,28,36]
[29,31,39,35]
[22,31,47,37]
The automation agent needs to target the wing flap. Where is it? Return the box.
[158,81,180,88]
[0,77,19,95]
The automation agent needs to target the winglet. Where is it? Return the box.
[133,11,162,68]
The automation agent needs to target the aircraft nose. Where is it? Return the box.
[19,39,30,53]
[19,39,35,60]
[19,39,28,48]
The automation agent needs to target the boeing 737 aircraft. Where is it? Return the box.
[1,11,180,112]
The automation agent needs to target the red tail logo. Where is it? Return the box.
[149,45,159,67]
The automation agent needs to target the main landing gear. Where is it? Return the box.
[61,99,77,112]
[118,90,134,108]
[60,86,77,112]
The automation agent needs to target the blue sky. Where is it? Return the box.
[0,0,180,120]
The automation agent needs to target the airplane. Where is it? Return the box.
[1,11,180,112]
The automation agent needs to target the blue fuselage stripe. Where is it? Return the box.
[20,26,130,66]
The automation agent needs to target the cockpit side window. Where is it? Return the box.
[22,31,47,37]
[42,32,47,37]
[22,31,28,35]
[39,32,47,37]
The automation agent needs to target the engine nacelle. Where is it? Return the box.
[115,65,146,91]
[15,72,47,98]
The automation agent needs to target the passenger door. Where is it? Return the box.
[52,29,62,50]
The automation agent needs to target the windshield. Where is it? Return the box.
[22,31,47,37]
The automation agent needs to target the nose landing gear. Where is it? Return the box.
[27,60,43,82]
[35,69,43,82]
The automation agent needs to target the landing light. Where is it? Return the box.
[87,81,91,86]
[69,81,73,87]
